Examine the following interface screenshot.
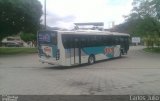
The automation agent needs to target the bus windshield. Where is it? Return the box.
[38,31,57,45]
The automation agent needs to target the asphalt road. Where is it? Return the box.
[0,46,160,95]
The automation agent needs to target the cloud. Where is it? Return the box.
[39,0,133,29]
[41,11,76,28]
[107,0,128,6]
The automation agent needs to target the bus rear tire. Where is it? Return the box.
[88,55,95,64]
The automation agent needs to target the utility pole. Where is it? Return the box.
[44,0,46,29]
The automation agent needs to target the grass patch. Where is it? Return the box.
[143,48,160,53]
[0,47,37,55]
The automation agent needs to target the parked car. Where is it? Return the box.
[1,36,24,47]
[6,42,23,47]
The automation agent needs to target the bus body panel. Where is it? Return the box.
[37,30,129,66]
[38,31,61,65]
[63,45,121,66]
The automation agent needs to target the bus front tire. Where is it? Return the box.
[88,55,95,64]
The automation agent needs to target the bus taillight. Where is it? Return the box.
[56,49,60,60]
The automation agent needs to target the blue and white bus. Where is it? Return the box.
[37,30,129,66]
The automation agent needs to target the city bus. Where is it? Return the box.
[37,30,130,66]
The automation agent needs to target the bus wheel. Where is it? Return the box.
[88,55,95,64]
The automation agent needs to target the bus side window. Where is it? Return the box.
[120,37,124,44]
[81,35,87,47]
[104,36,111,46]
[102,36,108,46]
[103,36,107,45]
[62,35,72,49]
[69,35,74,48]
[110,36,114,45]
[114,37,119,45]
[87,35,93,47]
[96,35,103,46]
[125,37,129,43]
[94,35,98,46]
[92,35,97,46]
[74,37,79,48]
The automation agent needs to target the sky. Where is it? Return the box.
[38,0,133,29]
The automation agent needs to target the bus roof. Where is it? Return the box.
[111,32,130,36]
[40,30,130,36]
[58,30,130,36]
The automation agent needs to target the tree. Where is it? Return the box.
[127,0,160,37]
[20,32,37,47]
[112,0,160,48]
[130,0,160,47]
[0,0,42,41]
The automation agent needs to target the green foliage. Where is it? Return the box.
[0,47,37,55]
[20,33,36,42]
[143,48,160,53]
[130,0,160,36]
[0,0,42,41]
[112,0,160,48]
